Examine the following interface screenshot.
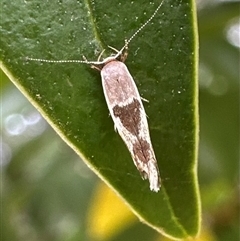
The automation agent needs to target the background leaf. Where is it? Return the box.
[1,0,200,240]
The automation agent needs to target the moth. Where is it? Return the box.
[27,0,165,192]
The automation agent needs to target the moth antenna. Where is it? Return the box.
[25,56,89,64]
[25,56,108,65]
[125,0,165,47]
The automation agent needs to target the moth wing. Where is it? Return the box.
[101,60,160,192]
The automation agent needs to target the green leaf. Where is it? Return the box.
[0,0,200,239]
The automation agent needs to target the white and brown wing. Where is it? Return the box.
[101,60,160,192]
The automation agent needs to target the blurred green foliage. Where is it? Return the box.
[1,0,239,241]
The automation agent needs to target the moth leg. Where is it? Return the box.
[120,39,129,62]
[82,53,104,71]
[97,49,106,62]
[141,97,149,103]
[90,64,102,71]
[139,170,148,180]
[108,44,128,63]
[108,46,120,54]
[82,55,88,61]
[114,124,118,133]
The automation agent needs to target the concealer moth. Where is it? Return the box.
[27,0,165,192]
